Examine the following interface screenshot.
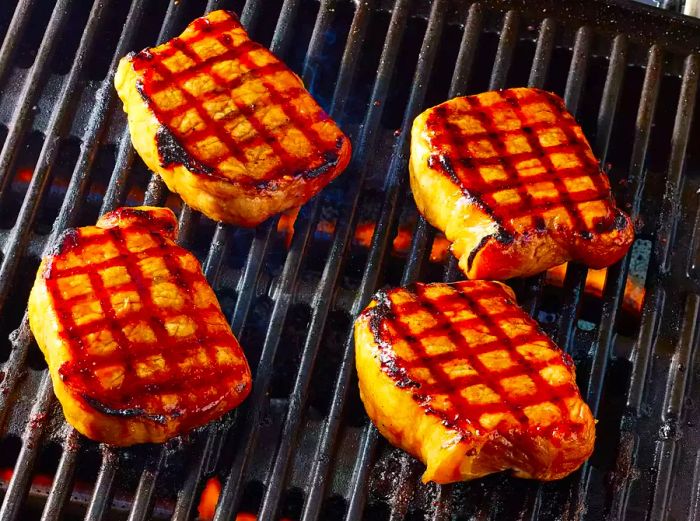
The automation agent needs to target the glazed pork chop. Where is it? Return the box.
[410,87,633,280]
[115,10,351,227]
[354,280,595,483]
[28,206,251,445]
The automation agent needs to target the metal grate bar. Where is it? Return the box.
[0,374,54,521]
[381,223,435,521]
[489,10,519,90]
[449,2,483,98]
[39,429,80,521]
[126,452,165,521]
[441,2,485,285]
[0,0,72,202]
[650,295,700,519]
[606,50,664,518]
[528,17,556,89]
[84,448,120,521]
[0,0,37,84]
[304,0,338,95]
[658,55,699,272]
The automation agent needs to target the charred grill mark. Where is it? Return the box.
[83,395,168,425]
[425,88,616,239]
[104,206,178,236]
[365,282,582,436]
[466,234,494,272]
[130,10,345,188]
[47,228,80,258]
[155,127,215,176]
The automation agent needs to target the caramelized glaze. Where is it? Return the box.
[41,207,250,435]
[364,281,582,438]
[424,88,622,244]
[130,11,345,188]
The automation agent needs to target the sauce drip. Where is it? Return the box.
[44,218,248,429]
[425,88,616,241]
[366,281,581,437]
[131,11,344,187]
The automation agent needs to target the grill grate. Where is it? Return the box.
[0,0,699,520]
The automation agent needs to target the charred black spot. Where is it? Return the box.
[155,126,215,176]
[466,235,493,272]
[301,150,340,180]
[135,79,150,104]
[533,216,546,231]
[579,230,593,240]
[335,136,344,149]
[613,210,630,231]
[47,228,80,258]
[83,395,168,425]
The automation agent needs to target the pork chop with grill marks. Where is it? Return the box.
[28,206,251,445]
[115,10,351,227]
[410,87,634,280]
[354,281,595,483]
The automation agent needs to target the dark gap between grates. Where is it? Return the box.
[307,309,352,418]
[321,493,348,519]
[280,486,305,520]
[74,144,118,228]
[363,499,390,521]
[0,130,44,230]
[342,9,392,127]
[12,2,51,70]
[380,16,426,131]
[270,304,312,400]
[305,1,356,110]
[33,136,82,235]
[48,0,92,76]
[239,479,265,515]
[84,1,133,81]
[248,0,285,47]
[0,3,14,44]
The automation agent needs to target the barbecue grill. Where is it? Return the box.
[0,0,698,519]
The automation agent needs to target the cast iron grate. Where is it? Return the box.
[0,0,698,520]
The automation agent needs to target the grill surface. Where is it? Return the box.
[0,0,698,520]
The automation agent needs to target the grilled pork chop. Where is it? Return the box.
[354,281,595,483]
[28,206,251,445]
[410,88,634,280]
[115,10,351,227]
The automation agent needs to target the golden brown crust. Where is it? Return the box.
[410,88,633,280]
[115,10,351,227]
[354,281,595,483]
[28,206,251,445]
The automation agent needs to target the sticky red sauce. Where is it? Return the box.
[425,88,617,242]
[130,11,345,188]
[366,281,581,438]
[43,219,249,431]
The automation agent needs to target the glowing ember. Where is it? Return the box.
[198,477,222,520]
[545,263,645,314]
